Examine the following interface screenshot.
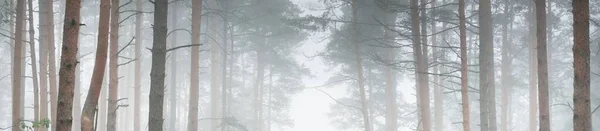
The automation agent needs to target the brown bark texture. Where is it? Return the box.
[479,0,495,130]
[458,0,470,130]
[12,0,24,130]
[188,0,202,130]
[535,0,550,130]
[572,0,591,131]
[107,0,120,130]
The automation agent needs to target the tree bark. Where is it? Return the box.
[535,0,550,130]
[12,0,24,130]
[528,4,538,131]
[148,0,168,130]
[419,0,431,129]
[479,0,495,130]
[38,0,49,129]
[134,0,143,130]
[458,1,470,127]
[500,2,513,131]
[55,0,82,130]
[351,0,371,131]
[572,0,591,131]
[81,0,110,130]
[107,0,120,130]
[169,2,178,131]
[48,0,59,128]
[188,0,202,130]
[28,0,40,129]
[384,9,398,131]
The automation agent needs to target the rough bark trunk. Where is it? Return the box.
[12,0,24,130]
[28,0,40,129]
[81,0,110,130]
[351,0,371,131]
[384,10,398,131]
[148,0,168,130]
[188,0,201,130]
[410,0,424,130]
[572,0,591,131]
[134,0,143,130]
[479,0,495,130]
[528,5,538,131]
[535,0,550,130]
[107,0,120,130]
[55,0,82,130]
[500,2,513,131]
[458,1,470,127]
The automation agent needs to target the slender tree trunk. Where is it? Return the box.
[48,0,59,128]
[528,5,538,131]
[384,10,398,131]
[500,2,513,131]
[81,0,110,130]
[210,1,221,129]
[419,0,431,129]
[351,0,371,131]
[479,0,495,130]
[535,0,550,130]
[410,0,425,130]
[11,0,24,130]
[38,0,49,129]
[572,0,591,131]
[107,0,120,130]
[28,0,40,129]
[458,1,470,127]
[221,8,229,131]
[134,0,143,130]
[55,0,82,130]
[431,1,443,130]
[169,3,178,131]
[148,0,168,130]
[254,43,266,131]
[188,0,201,130]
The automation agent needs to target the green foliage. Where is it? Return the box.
[20,118,51,131]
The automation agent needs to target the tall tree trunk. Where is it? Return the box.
[419,0,431,129]
[169,2,178,131]
[134,0,143,130]
[479,0,495,130]
[254,44,265,131]
[210,1,221,129]
[11,0,24,130]
[431,1,443,131]
[351,0,371,131]
[410,0,425,130]
[528,5,538,131]
[221,7,229,131]
[572,0,590,131]
[48,0,59,128]
[55,0,82,130]
[384,9,398,131]
[188,0,202,130]
[458,0,470,127]
[148,0,168,130]
[107,0,120,130]
[38,0,49,129]
[500,2,513,131]
[535,0,550,130]
[28,0,40,129]
[81,0,110,130]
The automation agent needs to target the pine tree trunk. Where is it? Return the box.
[220,5,229,131]
[188,0,202,130]
[572,0,591,131]
[28,0,40,129]
[419,0,431,129]
[55,0,82,130]
[107,0,120,130]
[384,10,398,131]
[210,1,221,129]
[148,0,168,130]
[169,3,178,130]
[48,0,59,127]
[458,0,470,127]
[431,1,443,130]
[38,0,49,129]
[351,0,371,131]
[535,0,550,130]
[479,0,495,130]
[500,2,513,131]
[81,0,110,130]
[134,0,143,130]
[528,5,538,131]
[11,0,24,130]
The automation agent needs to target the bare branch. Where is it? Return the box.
[117,37,136,55]
[166,44,203,52]
[118,59,137,67]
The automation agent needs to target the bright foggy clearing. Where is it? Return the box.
[0,0,598,131]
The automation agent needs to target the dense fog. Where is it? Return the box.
[0,0,599,131]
